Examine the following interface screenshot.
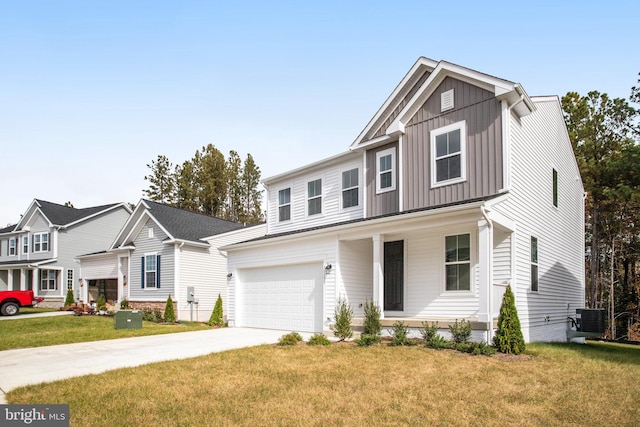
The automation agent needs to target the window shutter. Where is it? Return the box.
[156,255,161,288]
[141,257,145,288]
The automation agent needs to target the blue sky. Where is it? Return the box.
[1,1,638,225]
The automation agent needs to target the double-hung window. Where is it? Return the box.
[40,270,57,290]
[22,236,29,254]
[8,238,17,256]
[33,233,49,252]
[445,233,471,291]
[431,121,466,187]
[278,188,291,221]
[142,254,160,288]
[342,168,359,209]
[307,179,322,216]
[531,236,539,292]
[376,148,396,193]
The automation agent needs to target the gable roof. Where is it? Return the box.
[351,57,535,150]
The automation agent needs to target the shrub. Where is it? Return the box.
[426,334,453,350]
[362,300,381,336]
[308,333,331,346]
[163,295,176,323]
[141,307,155,322]
[388,321,410,346]
[355,333,381,346]
[208,294,224,327]
[418,321,439,342]
[153,307,163,322]
[493,284,526,355]
[278,331,303,346]
[331,297,353,341]
[120,299,130,310]
[96,295,107,312]
[64,289,75,306]
[449,319,472,344]
[455,342,497,356]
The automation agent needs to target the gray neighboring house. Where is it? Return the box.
[78,200,265,321]
[0,199,131,306]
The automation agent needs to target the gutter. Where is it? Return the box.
[480,205,494,343]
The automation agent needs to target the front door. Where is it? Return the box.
[384,240,404,311]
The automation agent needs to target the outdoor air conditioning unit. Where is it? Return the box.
[575,309,605,333]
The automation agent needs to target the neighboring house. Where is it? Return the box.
[0,199,131,306]
[223,57,585,343]
[78,200,265,321]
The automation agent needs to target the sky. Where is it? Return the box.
[1,1,638,226]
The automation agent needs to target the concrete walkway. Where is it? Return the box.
[0,327,304,404]
[0,311,73,321]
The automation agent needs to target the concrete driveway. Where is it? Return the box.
[0,327,303,404]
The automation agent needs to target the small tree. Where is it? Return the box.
[209,294,224,326]
[164,295,176,323]
[493,285,525,354]
[64,288,75,306]
[362,299,381,336]
[331,297,353,341]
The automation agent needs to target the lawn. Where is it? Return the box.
[0,315,211,350]
[7,341,640,426]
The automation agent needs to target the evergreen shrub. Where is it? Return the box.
[355,334,381,346]
[449,319,472,344]
[493,285,526,355]
[64,289,75,306]
[362,300,381,336]
[208,294,224,326]
[331,297,353,341]
[163,295,176,323]
[278,331,303,346]
[308,333,331,346]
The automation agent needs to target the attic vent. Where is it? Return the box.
[441,89,454,112]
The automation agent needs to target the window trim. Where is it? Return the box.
[40,269,57,291]
[143,253,159,289]
[341,167,360,210]
[552,168,558,208]
[67,269,74,290]
[376,147,396,194]
[22,236,29,255]
[277,187,292,222]
[530,236,539,292]
[33,232,49,253]
[306,178,323,216]
[443,233,472,293]
[8,238,17,256]
[430,120,467,188]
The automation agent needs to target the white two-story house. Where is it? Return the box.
[223,57,585,343]
[0,199,131,306]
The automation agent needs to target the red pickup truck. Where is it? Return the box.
[0,290,44,316]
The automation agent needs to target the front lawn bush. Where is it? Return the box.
[355,333,381,346]
[308,333,331,346]
[331,297,353,341]
[278,332,303,346]
[419,321,439,342]
[208,294,224,327]
[389,321,410,346]
[362,300,381,336]
[64,289,75,306]
[493,284,526,355]
[163,295,176,323]
[449,319,472,344]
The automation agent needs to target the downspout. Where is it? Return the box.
[481,205,494,343]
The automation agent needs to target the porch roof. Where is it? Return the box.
[0,258,56,268]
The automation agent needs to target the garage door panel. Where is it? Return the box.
[239,263,323,333]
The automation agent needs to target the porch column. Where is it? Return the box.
[32,267,39,295]
[7,270,13,291]
[20,269,26,291]
[372,234,384,319]
[477,219,493,333]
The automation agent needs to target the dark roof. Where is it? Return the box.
[143,200,250,242]
[36,200,120,226]
[0,258,54,267]
[0,224,16,233]
[233,194,501,246]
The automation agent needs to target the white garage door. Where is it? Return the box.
[239,262,323,332]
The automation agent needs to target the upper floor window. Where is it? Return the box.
[531,236,539,292]
[8,238,17,256]
[552,169,558,207]
[307,179,322,216]
[445,233,471,291]
[431,121,466,187]
[33,232,49,252]
[22,236,29,254]
[342,168,359,209]
[376,147,396,193]
[278,188,291,222]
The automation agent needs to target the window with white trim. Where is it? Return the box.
[8,238,17,256]
[445,233,471,291]
[278,188,291,221]
[431,121,466,187]
[376,148,396,193]
[531,236,539,292]
[144,254,158,288]
[67,269,74,290]
[40,269,57,290]
[22,236,29,254]
[342,168,359,209]
[307,179,322,216]
[33,232,49,252]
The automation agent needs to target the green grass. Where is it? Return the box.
[17,307,58,314]
[7,341,640,426]
[0,315,210,350]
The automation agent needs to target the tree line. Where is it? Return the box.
[562,72,640,339]
[143,144,262,224]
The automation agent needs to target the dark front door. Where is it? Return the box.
[384,240,404,311]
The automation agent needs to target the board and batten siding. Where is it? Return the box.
[266,156,363,235]
[403,77,503,210]
[129,219,175,302]
[365,142,400,217]
[227,235,336,330]
[493,97,585,342]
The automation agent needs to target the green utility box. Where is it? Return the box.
[115,310,142,329]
